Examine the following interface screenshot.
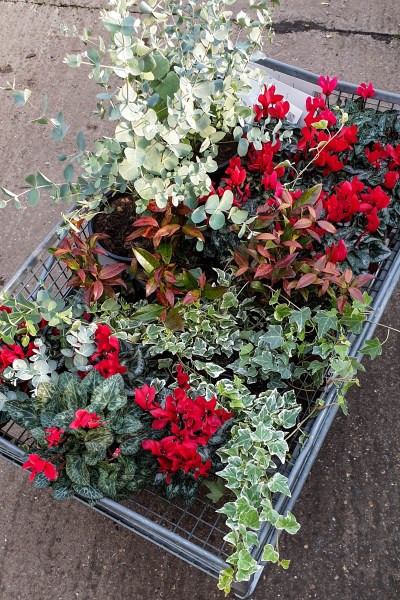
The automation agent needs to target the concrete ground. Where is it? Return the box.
[0,1,399,599]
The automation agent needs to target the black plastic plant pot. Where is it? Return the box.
[87,215,132,265]
[86,158,232,265]
[1,60,400,600]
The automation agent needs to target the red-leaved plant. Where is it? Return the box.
[50,233,127,305]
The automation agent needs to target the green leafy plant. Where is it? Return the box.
[8,371,159,502]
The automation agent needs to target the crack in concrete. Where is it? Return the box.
[274,19,397,43]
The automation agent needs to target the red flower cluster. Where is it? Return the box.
[247,140,285,200]
[69,408,103,429]
[90,324,126,379]
[22,453,58,483]
[45,426,65,448]
[324,177,390,232]
[0,341,37,382]
[253,84,290,122]
[219,157,251,206]
[297,95,358,176]
[325,239,348,263]
[135,367,233,483]
[365,142,400,190]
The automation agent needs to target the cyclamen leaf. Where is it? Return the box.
[66,454,90,486]
[84,426,114,451]
[73,484,104,501]
[52,481,74,501]
[89,374,125,412]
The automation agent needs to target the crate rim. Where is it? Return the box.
[256,57,400,104]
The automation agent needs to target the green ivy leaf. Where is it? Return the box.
[360,338,382,359]
[289,307,311,333]
[204,478,227,504]
[275,511,300,535]
[267,472,291,496]
[261,543,279,563]
[264,325,283,350]
[279,559,291,569]
[217,568,234,595]
[314,309,338,337]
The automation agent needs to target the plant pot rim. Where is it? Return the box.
[87,215,132,264]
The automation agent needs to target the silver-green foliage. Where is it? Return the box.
[1,0,285,228]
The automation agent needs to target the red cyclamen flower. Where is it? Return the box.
[22,454,58,483]
[69,409,103,429]
[356,82,375,100]
[326,239,348,263]
[45,427,65,448]
[176,364,190,390]
[318,75,338,96]
[134,384,158,411]
[93,353,127,378]
[384,171,399,189]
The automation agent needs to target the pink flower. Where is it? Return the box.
[356,82,375,100]
[69,409,103,429]
[22,454,58,483]
[318,75,338,96]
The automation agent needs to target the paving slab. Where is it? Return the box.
[0,1,399,599]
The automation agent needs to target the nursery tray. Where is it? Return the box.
[1,61,400,599]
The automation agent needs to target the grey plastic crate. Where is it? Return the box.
[1,59,400,599]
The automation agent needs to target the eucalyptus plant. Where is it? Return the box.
[1,0,282,227]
